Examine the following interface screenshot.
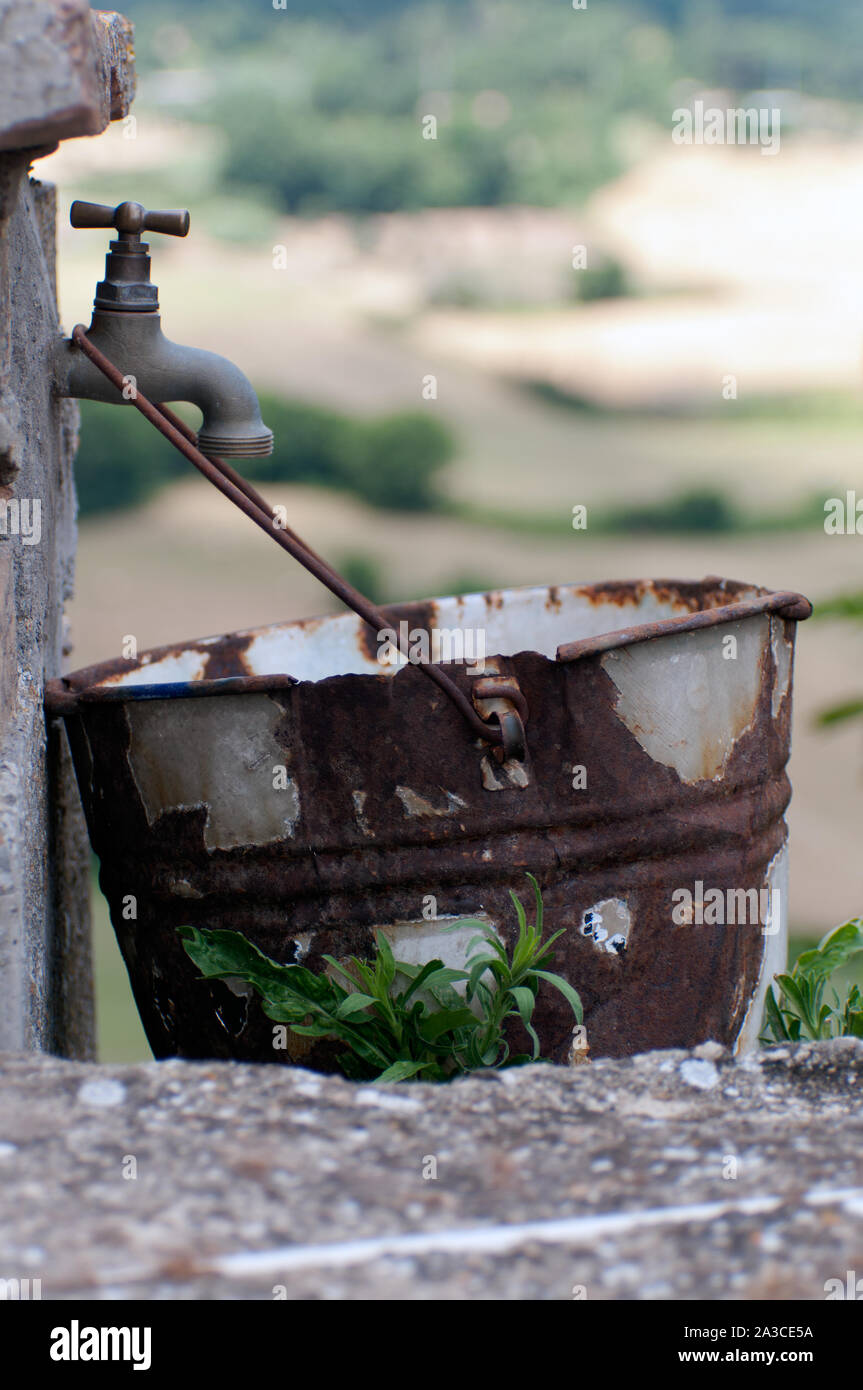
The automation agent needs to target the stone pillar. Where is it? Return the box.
[0,2,134,1055]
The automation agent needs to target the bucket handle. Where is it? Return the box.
[67,326,506,748]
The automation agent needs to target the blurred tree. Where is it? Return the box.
[75,396,455,518]
[344,412,454,510]
[75,402,183,516]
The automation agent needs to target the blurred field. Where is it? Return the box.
[91,871,151,1062]
[40,121,863,523]
[36,109,863,1062]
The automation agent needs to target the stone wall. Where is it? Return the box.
[0,1,134,1054]
[0,1040,860,1299]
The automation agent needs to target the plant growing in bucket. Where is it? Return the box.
[178,875,583,1082]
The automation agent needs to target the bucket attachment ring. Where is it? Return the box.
[492,708,527,763]
[471,675,528,762]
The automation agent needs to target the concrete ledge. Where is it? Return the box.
[0,1,135,154]
[0,1040,861,1300]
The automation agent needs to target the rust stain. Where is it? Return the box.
[355,598,438,665]
[573,577,756,614]
[201,631,254,680]
[356,620,381,664]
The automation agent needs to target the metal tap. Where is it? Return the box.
[53,200,273,459]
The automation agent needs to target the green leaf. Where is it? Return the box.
[418,1007,479,1041]
[466,954,499,999]
[508,888,528,937]
[392,960,422,980]
[774,972,809,1024]
[508,985,541,1059]
[847,1009,863,1038]
[523,1019,542,1060]
[288,1020,340,1037]
[376,1059,431,1084]
[400,959,458,1004]
[526,872,543,933]
[531,969,583,1024]
[417,966,469,992]
[534,927,565,961]
[321,954,364,991]
[509,985,538,1026]
[178,924,303,991]
[374,930,397,992]
[335,993,377,1019]
[426,978,467,1011]
[177,926,341,1020]
[329,1027,395,1071]
[346,956,377,995]
[762,904,863,1043]
[463,932,496,956]
[472,978,495,1014]
[468,934,509,967]
[762,986,789,1043]
[800,919,863,980]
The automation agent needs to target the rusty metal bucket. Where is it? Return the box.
[46,575,810,1066]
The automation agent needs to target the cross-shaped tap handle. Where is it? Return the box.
[70,200,190,238]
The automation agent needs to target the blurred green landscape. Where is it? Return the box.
[128,0,863,217]
[71,0,863,527]
[41,0,863,1058]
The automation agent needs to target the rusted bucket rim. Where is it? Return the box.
[45,674,297,713]
[556,588,811,662]
[44,576,812,716]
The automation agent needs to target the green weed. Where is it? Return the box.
[178,875,581,1083]
[761,918,863,1043]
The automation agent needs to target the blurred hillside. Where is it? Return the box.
[32,0,863,1056]
[118,0,863,218]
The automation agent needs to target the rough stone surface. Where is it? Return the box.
[0,153,93,1056]
[91,11,136,125]
[0,2,135,153]
[0,3,135,1055]
[0,1040,860,1300]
